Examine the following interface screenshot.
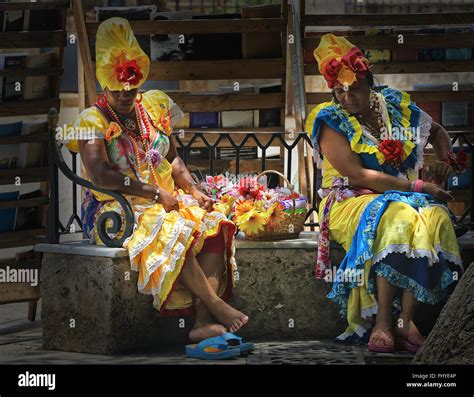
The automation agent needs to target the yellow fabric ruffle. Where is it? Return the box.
[93,193,237,313]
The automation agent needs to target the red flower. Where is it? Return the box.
[341,47,369,78]
[282,192,301,201]
[115,60,143,86]
[456,150,468,172]
[237,177,265,199]
[322,59,342,88]
[379,139,404,166]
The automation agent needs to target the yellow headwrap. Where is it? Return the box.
[95,17,150,91]
[314,33,370,89]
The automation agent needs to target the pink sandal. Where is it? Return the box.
[395,332,423,353]
[368,329,395,353]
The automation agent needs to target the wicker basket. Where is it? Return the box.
[243,170,307,241]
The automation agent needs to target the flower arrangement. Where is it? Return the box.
[201,174,307,237]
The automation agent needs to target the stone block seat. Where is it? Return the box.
[34,231,348,354]
[35,231,474,355]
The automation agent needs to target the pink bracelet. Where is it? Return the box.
[413,179,424,193]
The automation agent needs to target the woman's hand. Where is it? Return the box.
[157,189,179,212]
[422,181,454,202]
[432,160,452,186]
[190,187,213,212]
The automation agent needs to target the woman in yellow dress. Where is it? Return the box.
[305,34,464,353]
[64,17,249,344]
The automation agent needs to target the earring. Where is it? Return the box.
[135,92,143,103]
[97,94,108,108]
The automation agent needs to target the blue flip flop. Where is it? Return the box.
[185,336,241,360]
[219,332,255,355]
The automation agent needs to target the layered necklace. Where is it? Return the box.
[103,102,161,187]
[355,91,386,142]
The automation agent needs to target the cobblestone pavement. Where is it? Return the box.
[0,302,413,365]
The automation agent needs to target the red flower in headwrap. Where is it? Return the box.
[341,47,370,78]
[115,59,143,86]
[322,59,342,88]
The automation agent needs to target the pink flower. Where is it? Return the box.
[148,148,162,167]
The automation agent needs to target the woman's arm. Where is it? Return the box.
[79,139,156,197]
[428,121,453,159]
[320,124,411,192]
[79,139,179,211]
[428,121,454,185]
[319,123,453,201]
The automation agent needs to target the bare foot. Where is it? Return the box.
[189,322,227,343]
[369,322,395,347]
[208,299,249,333]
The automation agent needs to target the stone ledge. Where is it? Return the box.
[35,232,474,258]
[36,231,474,354]
[35,241,129,258]
[39,242,348,354]
[35,231,327,257]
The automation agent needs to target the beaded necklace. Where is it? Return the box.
[355,91,386,141]
[103,102,161,187]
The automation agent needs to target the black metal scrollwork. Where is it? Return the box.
[48,108,134,248]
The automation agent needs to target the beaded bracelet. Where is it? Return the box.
[153,187,160,202]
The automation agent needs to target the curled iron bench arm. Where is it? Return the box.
[48,108,134,248]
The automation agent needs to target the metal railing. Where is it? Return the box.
[47,108,135,247]
[445,131,474,228]
[47,109,319,247]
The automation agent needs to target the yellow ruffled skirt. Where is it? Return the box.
[93,190,237,315]
[321,193,463,342]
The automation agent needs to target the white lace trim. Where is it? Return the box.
[372,244,437,266]
[433,243,463,268]
[126,209,166,261]
[200,211,227,234]
[414,109,433,176]
[361,304,378,320]
[154,222,194,296]
[336,324,369,341]
[144,221,195,309]
[372,243,462,268]
[136,216,189,292]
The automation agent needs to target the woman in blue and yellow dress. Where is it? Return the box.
[305,34,464,352]
[64,17,249,344]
